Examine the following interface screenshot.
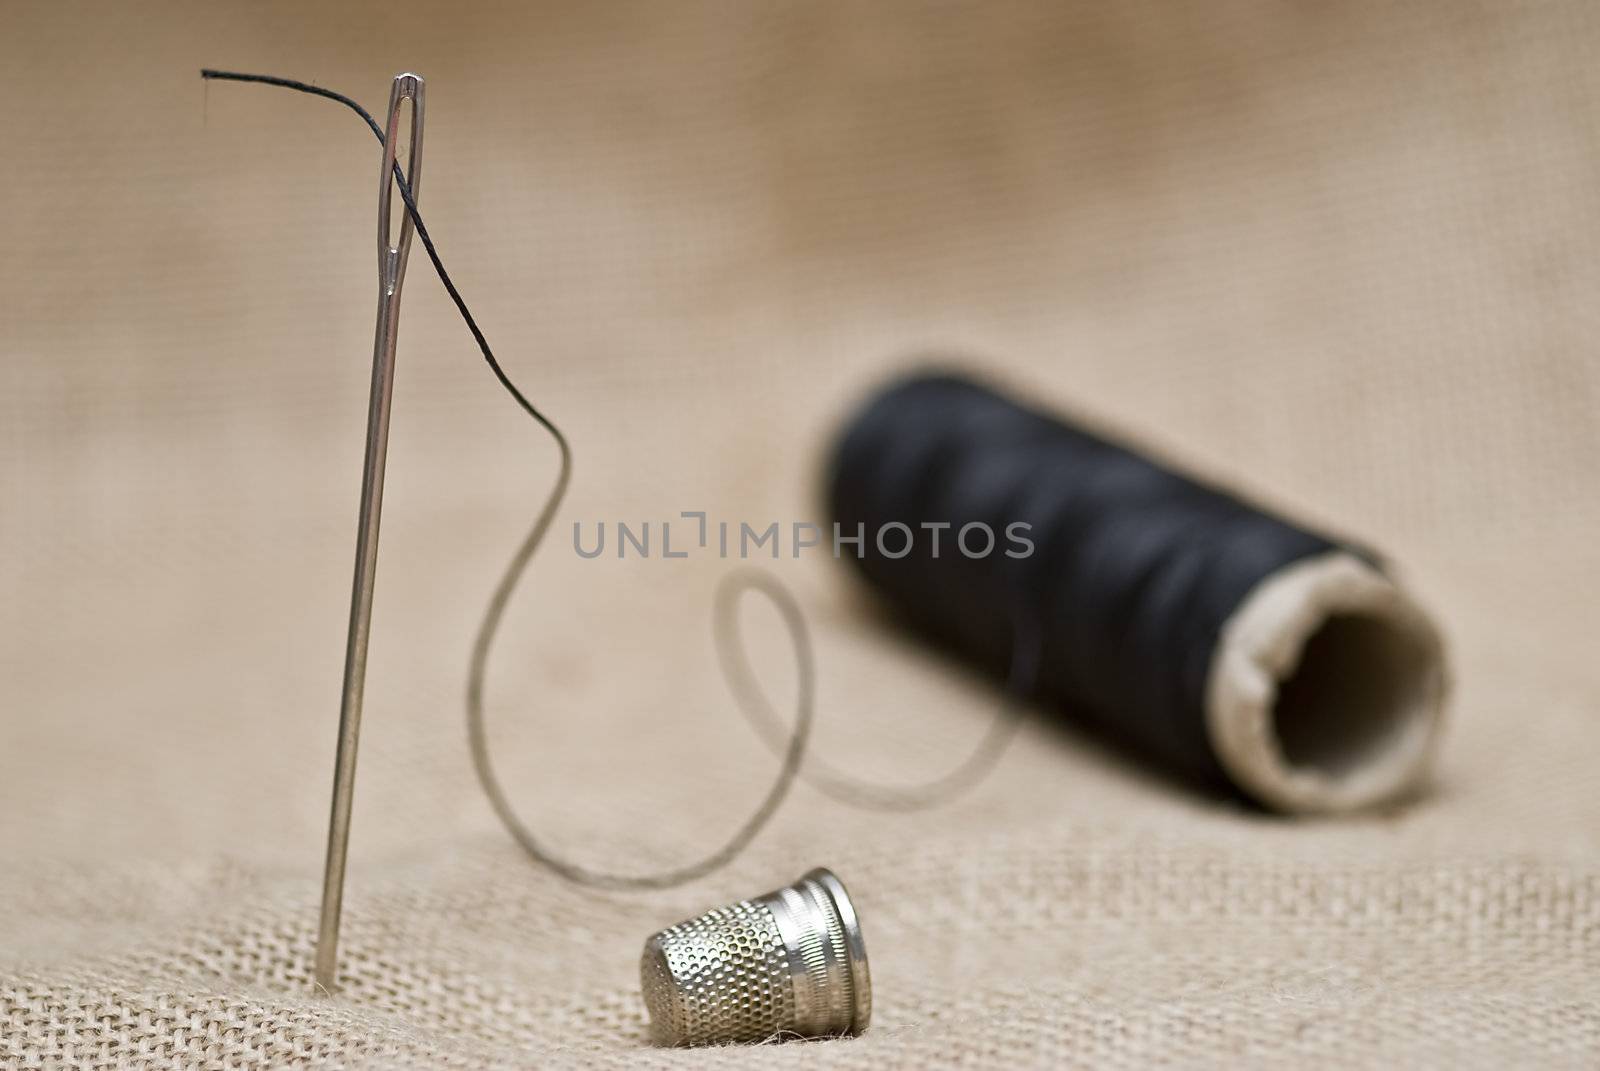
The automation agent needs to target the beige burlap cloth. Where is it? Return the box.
[3,2,1598,1067]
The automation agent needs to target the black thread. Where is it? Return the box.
[201,70,823,889]
[715,572,1041,811]
[200,72,1031,887]
[827,370,1362,791]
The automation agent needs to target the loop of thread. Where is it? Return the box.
[201,71,1027,889]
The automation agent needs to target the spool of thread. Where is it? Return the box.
[825,370,1448,815]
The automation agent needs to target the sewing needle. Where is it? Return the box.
[314,72,425,996]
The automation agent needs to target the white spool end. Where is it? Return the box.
[1205,551,1448,815]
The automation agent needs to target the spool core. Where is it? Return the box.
[1206,551,1447,814]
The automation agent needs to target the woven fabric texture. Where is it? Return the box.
[3,2,1598,1067]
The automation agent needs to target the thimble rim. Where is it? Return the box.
[802,867,872,1035]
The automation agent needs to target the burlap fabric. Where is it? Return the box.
[4,2,1597,1067]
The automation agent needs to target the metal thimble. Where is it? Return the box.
[640,868,872,1046]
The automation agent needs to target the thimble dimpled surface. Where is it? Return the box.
[640,868,870,1046]
[641,899,792,1045]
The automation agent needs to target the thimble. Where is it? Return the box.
[640,868,872,1046]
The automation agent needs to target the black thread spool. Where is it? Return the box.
[826,371,1448,814]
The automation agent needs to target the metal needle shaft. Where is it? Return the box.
[315,72,425,996]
